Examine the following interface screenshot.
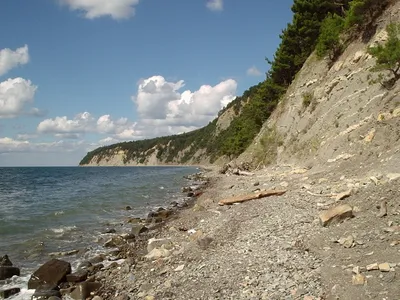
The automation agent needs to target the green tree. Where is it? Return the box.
[316,13,345,60]
[368,23,400,88]
[345,0,389,29]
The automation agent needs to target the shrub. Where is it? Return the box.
[316,13,345,61]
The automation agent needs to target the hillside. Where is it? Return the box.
[80,0,398,167]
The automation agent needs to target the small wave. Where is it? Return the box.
[1,274,34,300]
[159,186,165,190]
[54,210,64,216]
[49,226,77,234]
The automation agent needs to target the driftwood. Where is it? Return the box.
[218,190,286,206]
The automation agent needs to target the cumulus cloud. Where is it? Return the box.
[0,45,29,76]
[0,137,85,154]
[0,77,38,118]
[37,112,139,140]
[132,76,237,130]
[246,66,262,77]
[37,112,94,134]
[61,0,140,19]
[206,0,223,11]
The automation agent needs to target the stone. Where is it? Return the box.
[69,282,102,300]
[192,204,205,212]
[126,217,141,224]
[352,266,360,274]
[0,266,20,280]
[104,236,125,248]
[392,107,400,118]
[377,112,393,122]
[386,173,400,182]
[366,263,379,271]
[32,284,62,300]
[131,224,148,236]
[333,189,352,201]
[378,262,390,272]
[197,236,213,250]
[253,181,260,186]
[364,128,375,143]
[0,287,20,299]
[66,270,88,283]
[125,206,132,210]
[338,235,354,248]
[48,297,62,300]
[352,274,366,285]
[48,250,79,257]
[147,238,172,253]
[102,228,116,234]
[92,296,103,300]
[352,51,365,63]
[319,204,353,227]
[145,296,155,300]
[28,259,71,290]
[144,247,171,260]
[0,255,13,266]
[174,265,185,272]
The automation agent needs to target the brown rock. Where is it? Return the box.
[28,259,71,290]
[0,266,20,280]
[378,262,390,272]
[69,282,102,300]
[319,204,353,227]
[66,270,88,283]
[366,263,379,271]
[0,255,13,266]
[0,287,20,299]
[352,274,366,285]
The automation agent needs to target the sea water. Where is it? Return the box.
[0,166,197,299]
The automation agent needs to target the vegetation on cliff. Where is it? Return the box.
[80,0,393,166]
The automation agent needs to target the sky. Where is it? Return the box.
[0,0,294,166]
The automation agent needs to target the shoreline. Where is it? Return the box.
[0,167,212,299]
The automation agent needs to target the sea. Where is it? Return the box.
[0,166,198,299]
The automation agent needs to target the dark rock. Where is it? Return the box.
[0,287,20,299]
[131,224,148,236]
[187,192,195,197]
[88,255,105,265]
[147,209,173,221]
[47,297,62,300]
[104,236,125,248]
[181,186,192,193]
[125,206,132,211]
[32,284,61,300]
[0,266,20,280]
[28,259,71,290]
[87,263,103,275]
[0,255,13,266]
[170,201,179,207]
[69,282,102,300]
[60,287,75,297]
[102,228,116,234]
[66,270,88,283]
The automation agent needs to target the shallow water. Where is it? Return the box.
[0,166,197,298]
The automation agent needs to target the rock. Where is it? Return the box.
[32,284,61,300]
[192,204,205,212]
[28,259,71,290]
[338,235,354,248]
[377,200,387,218]
[125,206,132,210]
[104,236,125,248]
[378,262,390,272]
[145,296,155,300]
[147,238,172,253]
[69,282,102,300]
[66,270,88,283]
[102,228,116,234]
[363,128,375,143]
[174,265,185,272]
[366,263,379,271]
[377,112,393,122]
[126,217,141,224]
[319,204,353,227]
[197,236,213,250]
[0,266,20,280]
[92,296,103,300]
[48,250,79,257]
[386,173,400,182]
[280,181,289,188]
[253,181,260,186]
[131,224,148,236]
[0,255,13,266]
[352,51,365,63]
[47,297,62,300]
[333,189,352,201]
[145,247,171,260]
[0,287,20,299]
[352,274,366,285]
[352,266,360,274]
[393,106,400,117]
[87,263,104,275]
[77,261,92,270]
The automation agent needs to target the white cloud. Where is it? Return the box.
[37,112,94,134]
[61,0,140,19]
[246,66,262,77]
[0,45,29,76]
[0,137,85,154]
[0,77,38,118]
[206,0,223,11]
[132,76,237,131]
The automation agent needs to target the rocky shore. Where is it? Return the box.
[2,163,400,300]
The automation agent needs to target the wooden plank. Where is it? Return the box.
[218,190,286,206]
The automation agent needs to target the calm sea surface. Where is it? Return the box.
[0,166,197,298]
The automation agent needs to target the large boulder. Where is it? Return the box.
[66,270,88,283]
[28,259,71,290]
[0,287,20,299]
[0,266,20,280]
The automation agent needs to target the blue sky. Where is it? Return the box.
[0,0,293,166]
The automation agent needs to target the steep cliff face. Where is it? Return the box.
[242,2,400,173]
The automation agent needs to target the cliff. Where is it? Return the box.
[80,0,399,168]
